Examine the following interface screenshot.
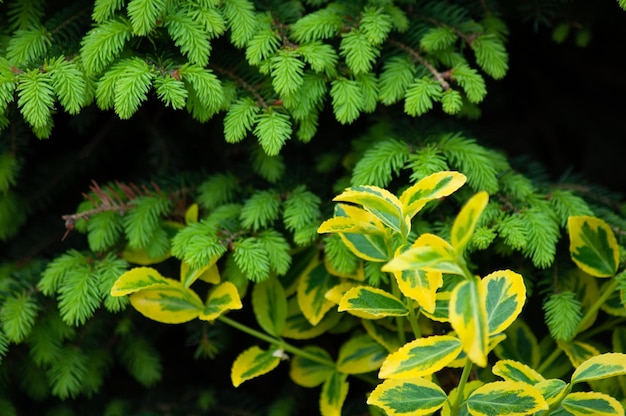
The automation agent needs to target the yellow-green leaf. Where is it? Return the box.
[449,279,489,367]
[129,280,204,324]
[378,335,462,379]
[338,286,408,318]
[393,269,442,314]
[567,216,619,277]
[561,391,624,416]
[420,291,451,323]
[180,257,220,288]
[298,260,339,325]
[601,280,626,317]
[571,353,626,385]
[185,203,199,224]
[382,233,464,276]
[320,372,349,416]
[111,266,171,296]
[492,360,545,384]
[231,345,282,387]
[281,296,342,339]
[252,275,288,336]
[559,340,600,368]
[121,245,172,265]
[466,381,548,416]
[362,320,403,353]
[200,281,243,321]
[482,269,526,335]
[451,191,488,255]
[289,346,334,388]
[400,171,467,220]
[535,379,569,407]
[333,186,405,236]
[324,256,365,281]
[339,231,391,262]
[317,215,381,235]
[367,377,447,416]
[336,334,388,374]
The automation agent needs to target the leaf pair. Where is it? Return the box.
[110,264,241,324]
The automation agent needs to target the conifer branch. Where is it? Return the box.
[209,64,269,109]
[388,39,451,90]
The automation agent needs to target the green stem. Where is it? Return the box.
[537,345,562,375]
[218,315,335,368]
[390,277,406,344]
[575,278,619,335]
[407,304,422,339]
[449,359,474,416]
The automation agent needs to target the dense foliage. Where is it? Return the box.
[1,0,626,415]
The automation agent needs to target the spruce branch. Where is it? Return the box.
[388,39,451,90]
[210,63,269,110]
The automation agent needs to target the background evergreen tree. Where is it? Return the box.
[1,0,626,414]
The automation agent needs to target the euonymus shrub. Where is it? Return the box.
[111,171,626,416]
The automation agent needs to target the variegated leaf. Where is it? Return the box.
[392,269,442,314]
[441,380,484,416]
[289,346,334,388]
[492,359,545,384]
[199,281,242,321]
[320,372,349,416]
[466,381,548,415]
[336,334,388,374]
[558,340,600,368]
[451,191,489,255]
[450,279,489,367]
[180,257,220,287]
[281,296,342,339]
[252,276,288,336]
[111,266,171,296]
[367,377,448,416]
[339,231,391,262]
[231,345,282,387]
[535,379,569,407]
[298,260,339,325]
[494,319,541,369]
[420,291,451,323]
[571,353,626,385]
[382,233,464,276]
[561,391,624,416]
[482,270,526,335]
[129,279,204,324]
[567,216,619,278]
[338,286,408,318]
[333,186,405,236]
[400,171,467,220]
[378,335,462,379]
[362,320,403,353]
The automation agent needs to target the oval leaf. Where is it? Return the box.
[362,320,404,353]
[181,257,220,288]
[378,335,462,379]
[200,281,243,321]
[482,269,526,335]
[339,231,391,262]
[467,381,548,416]
[336,334,388,374]
[400,171,467,220]
[450,279,489,367]
[492,359,545,384]
[281,297,342,340]
[567,216,619,277]
[231,345,282,387]
[571,353,626,385]
[451,191,489,255]
[562,391,624,416]
[289,346,334,388]
[558,340,600,368]
[111,266,170,296]
[535,379,569,407]
[338,286,408,318]
[298,260,339,325]
[252,275,288,336]
[129,279,204,324]
[320,372,349,416]
[333,185,405,235]
[367,377,447,416]
[393,269,442,314]
[383,233,464,276]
